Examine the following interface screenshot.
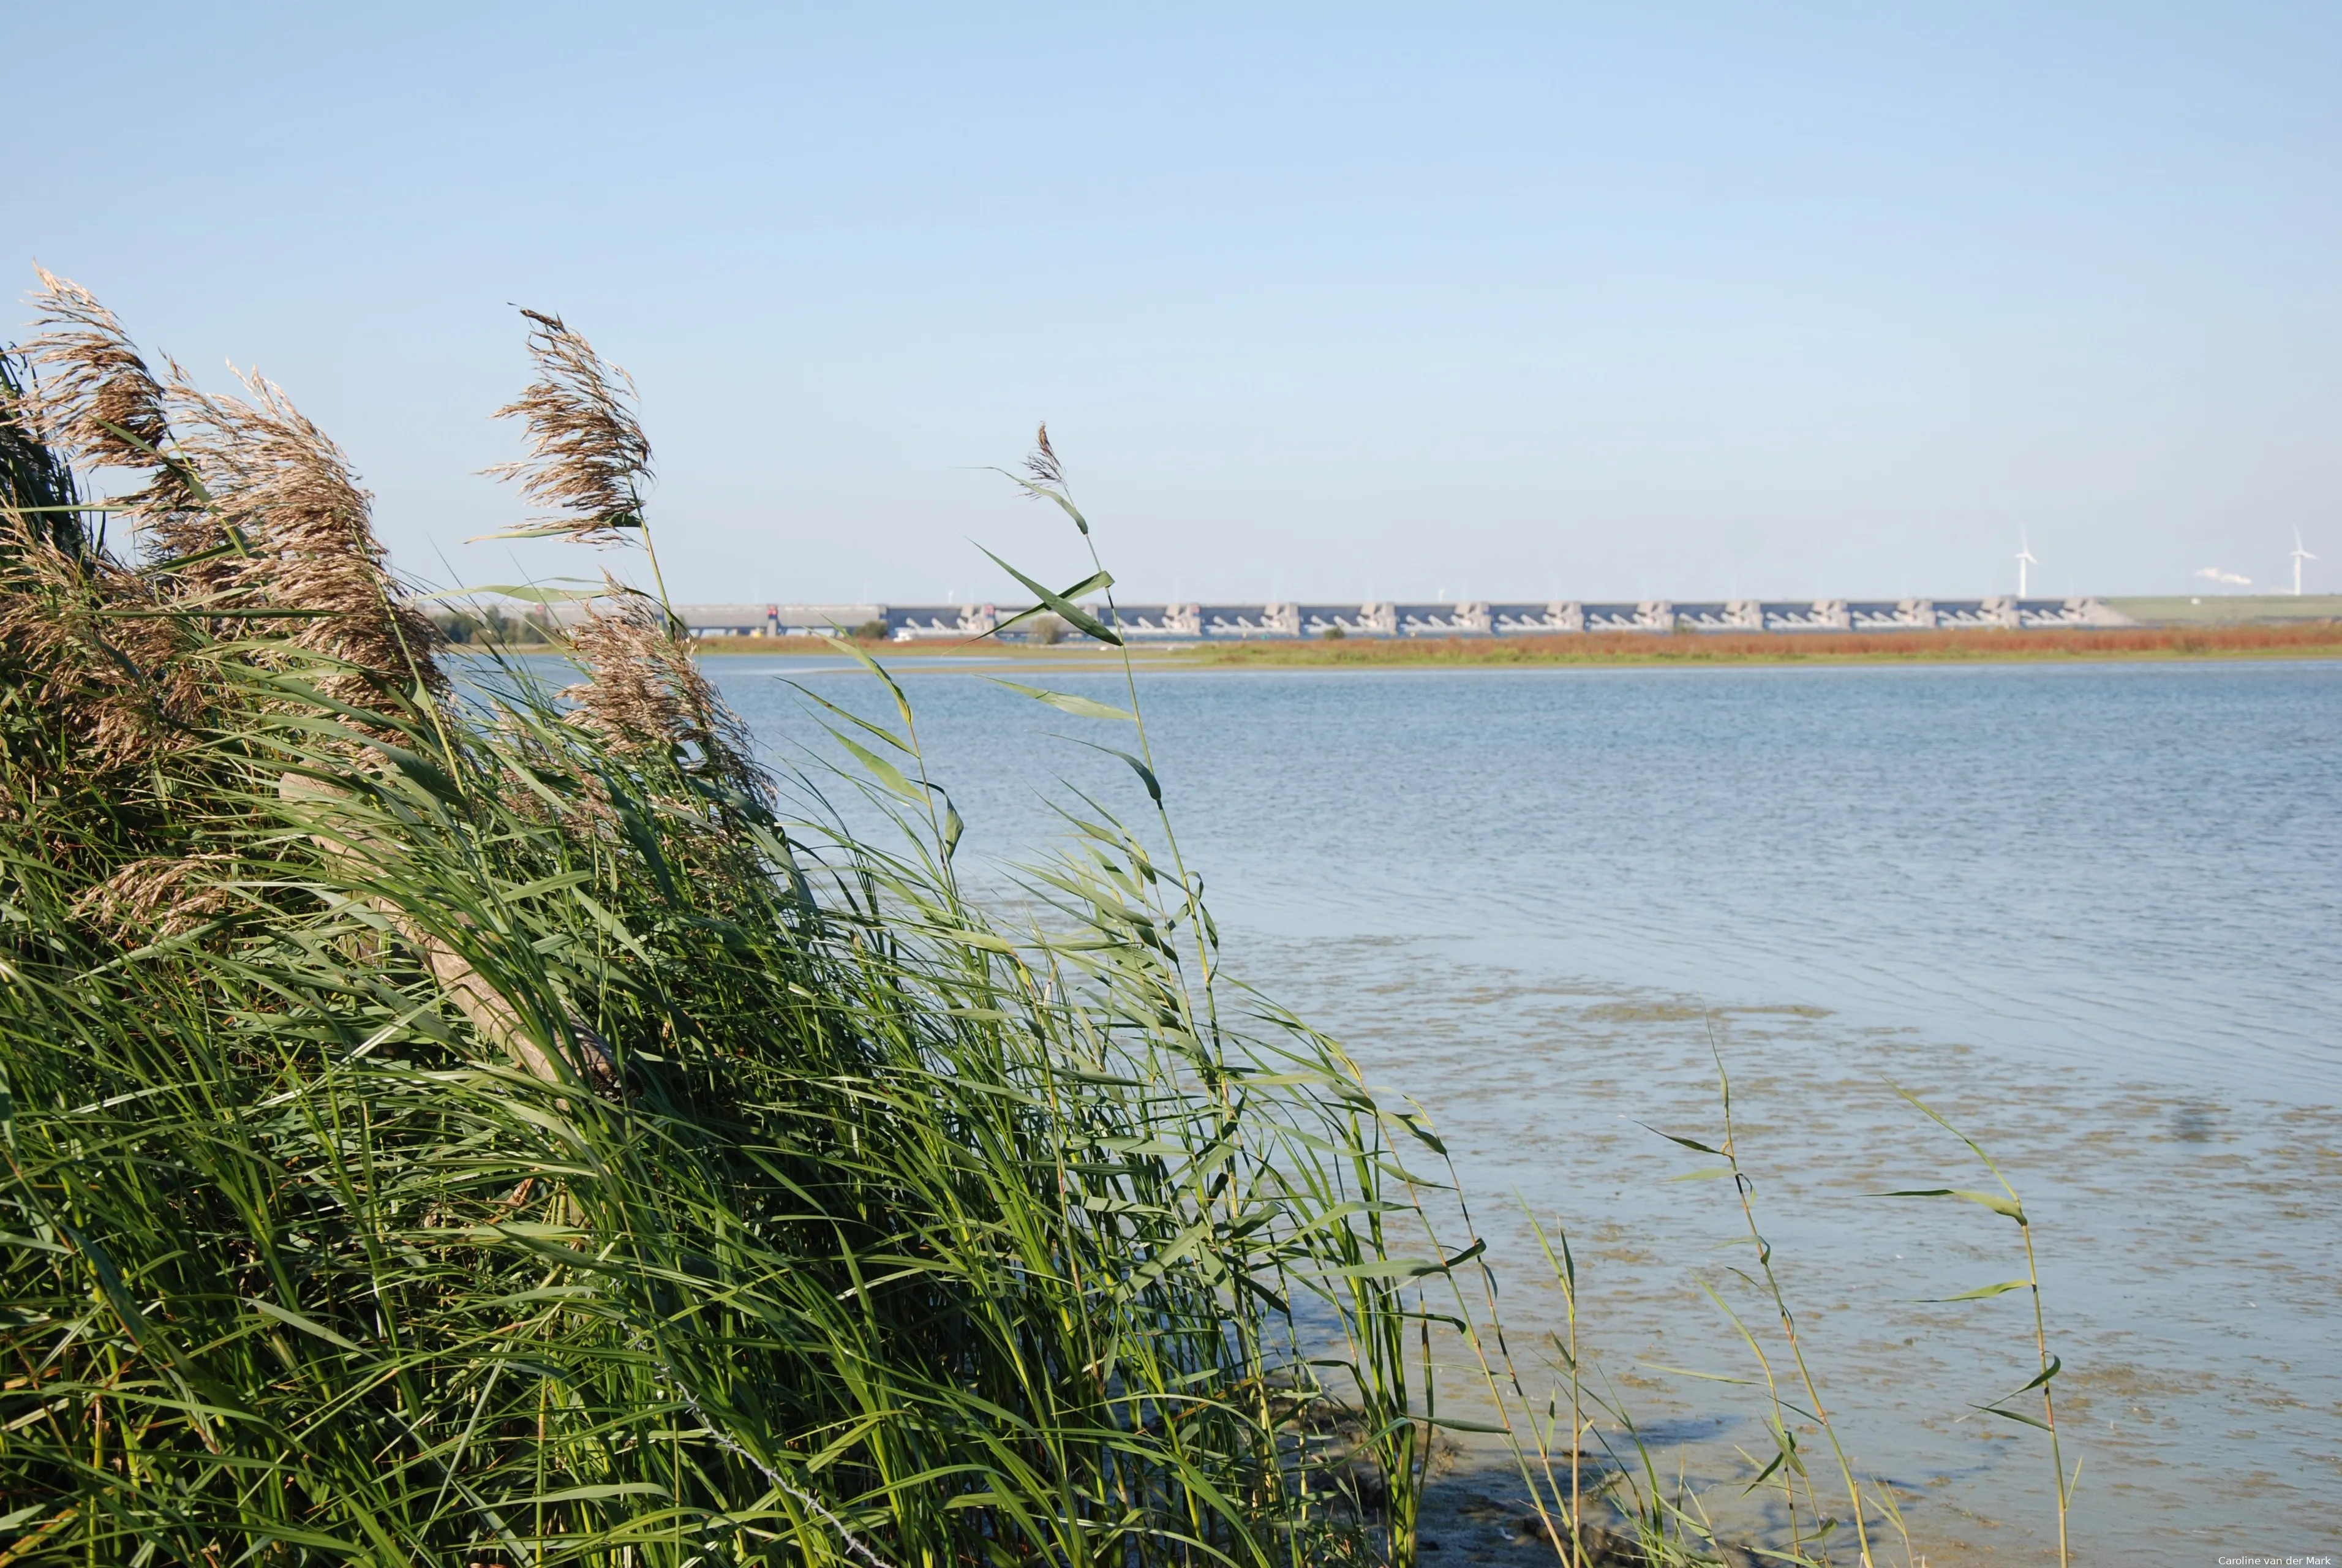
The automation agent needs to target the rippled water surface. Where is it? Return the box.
[703,655,2341,1562]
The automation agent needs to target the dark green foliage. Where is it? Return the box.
[0,353,89,556]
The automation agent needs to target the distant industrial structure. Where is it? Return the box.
[655,597,2138,641]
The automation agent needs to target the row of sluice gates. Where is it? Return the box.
[672,597,2136,640]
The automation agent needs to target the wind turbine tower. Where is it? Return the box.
[2016,536,2039,598]
[2293,529,2317,596]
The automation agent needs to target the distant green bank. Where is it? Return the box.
[2105,594,2342,625]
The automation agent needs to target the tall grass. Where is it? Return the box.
[0,288,1452,1566]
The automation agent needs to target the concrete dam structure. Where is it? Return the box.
[668,597,2138,641]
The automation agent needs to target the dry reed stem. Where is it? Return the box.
[486,310,651,545]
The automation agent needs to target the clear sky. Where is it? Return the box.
[6,3,2336,603]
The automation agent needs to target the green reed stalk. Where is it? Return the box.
[1376,1110,1717,1568]
[989,431,1220,1001]
[1716,1053,1872,1566]
[1880,1086,2071,1568]
[979,432,1433,1565]
[1692,1275,1809,1556]
[1651,1031,1873,1566]
[1522,1212,1588,1568]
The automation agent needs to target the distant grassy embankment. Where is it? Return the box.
[1179,622,2342,668]
[2107,594,2342,625]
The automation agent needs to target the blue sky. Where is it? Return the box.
[7,3,2336,602]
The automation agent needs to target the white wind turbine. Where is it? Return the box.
[2292,528,2317,596]
[2015,535,2039,598]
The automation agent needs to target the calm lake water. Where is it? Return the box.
[701,655,2341,1562]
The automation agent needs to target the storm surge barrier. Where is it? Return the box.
[676,596,2137,640]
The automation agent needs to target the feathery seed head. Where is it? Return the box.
[20,269,208,543]
[178,366,444,701]
[560,577,769,806]
[488,310,652,546]
[1024,422,1063,488]
[21,268,171,470]
[73,853,241,943]
[0,506,211,782]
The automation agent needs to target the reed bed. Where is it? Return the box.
[0,285,1451,1567]
[0,279,2087,1567]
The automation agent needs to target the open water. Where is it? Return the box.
[704,655,2341,1563]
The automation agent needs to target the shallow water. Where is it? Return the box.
[702,655,2341,1561]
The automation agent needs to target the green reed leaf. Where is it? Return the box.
[835,734,925,804]
[976,548,1123,645]
[1063,738,1163,805]
[1979,1355,2065,1406]
[1973,1403,2052,1432]
[816,633,921,737]
[2021,1355,2064,1392]
[421,581,604,603]
[786,681,914,755]
[1639,1123,1724,1156]
[1873,1187,2028,1224]
[990,680,1135,723]
[246,1297,361,1352]
[1926,1278,2033,1302]
[1639,1361,1759,1387]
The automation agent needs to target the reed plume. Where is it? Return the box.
[562,576,769,806]
[15,271,439,726]
[0,508,209,791]
[175,365,444,703]
[70,851,241,941]
[20,268,171,472]
[1025,420,1064,488]
[19,267,211,564]
[1,342,212,793]
[487,308,652,546]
